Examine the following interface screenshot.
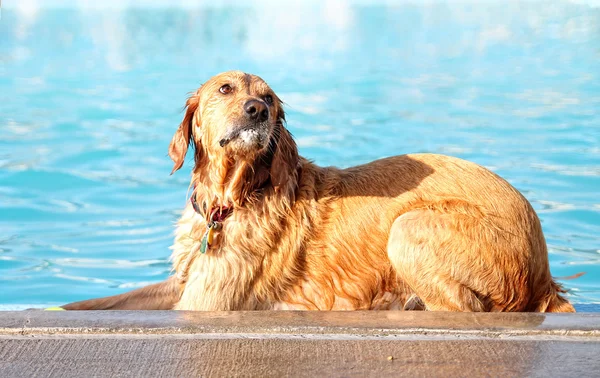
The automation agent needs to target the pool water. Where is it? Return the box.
[1,1,599,308]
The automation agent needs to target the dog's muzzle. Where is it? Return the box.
[219,124,269,149]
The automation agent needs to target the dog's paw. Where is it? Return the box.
[403,294,426,311]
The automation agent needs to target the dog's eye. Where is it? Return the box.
[264,95,273,105]
[219,84,233,94]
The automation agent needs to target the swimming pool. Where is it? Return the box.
[1,1,599,308]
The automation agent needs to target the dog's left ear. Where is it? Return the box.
[169,92,200,174]
[270,100,299,196]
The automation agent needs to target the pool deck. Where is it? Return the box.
[1,310,599,377]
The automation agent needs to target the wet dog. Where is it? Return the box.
[63,71,574,312]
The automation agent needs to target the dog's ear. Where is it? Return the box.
[270,101,299,196]
[169,92,200,174]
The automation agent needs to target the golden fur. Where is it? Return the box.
[63,71,574,312]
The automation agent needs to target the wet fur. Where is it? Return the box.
[63,71,574,313]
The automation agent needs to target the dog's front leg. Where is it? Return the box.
[61,276,181,310]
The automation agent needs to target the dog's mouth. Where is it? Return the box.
[219,123,270,150]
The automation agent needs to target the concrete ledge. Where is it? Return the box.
[1,310,600,337]
[1,311,599,377]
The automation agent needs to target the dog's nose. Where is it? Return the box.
[244,100,269,122]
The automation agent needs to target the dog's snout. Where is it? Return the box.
[244,100,269,122]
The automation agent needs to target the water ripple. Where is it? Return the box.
[51,258,169,269]
[53,273,115,285]
[531,164,600,177]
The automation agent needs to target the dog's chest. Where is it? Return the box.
[175,252,266,311]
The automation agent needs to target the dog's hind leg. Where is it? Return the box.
[62,276,182,310]
[387,206,537,312]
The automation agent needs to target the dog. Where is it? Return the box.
[63,71,574,312]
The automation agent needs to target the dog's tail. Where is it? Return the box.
[535,280,576,313]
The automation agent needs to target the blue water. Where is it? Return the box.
[1,1,599,307]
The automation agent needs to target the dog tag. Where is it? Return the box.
[200,231,208,254]
[207,223,215,245]
[200,223,211,254]
[200,222,218,254]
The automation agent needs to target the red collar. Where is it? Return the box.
[190,193,233,223]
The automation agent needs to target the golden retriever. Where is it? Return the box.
[63,71,574,312]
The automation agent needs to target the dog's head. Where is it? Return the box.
[169,71,298,203]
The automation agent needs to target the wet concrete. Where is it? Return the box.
[1,311,599,377]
